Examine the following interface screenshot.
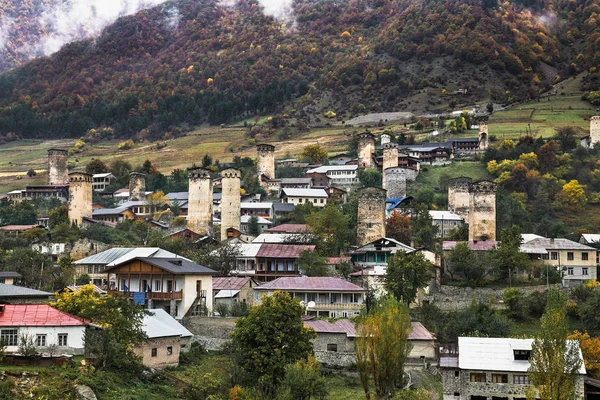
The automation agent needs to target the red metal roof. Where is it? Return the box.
[265,224,308,233]
[212,277,251,291]
[256,244,315,258]
[255,276,365,292]
[0,304,88,327]
[0,225,39,231]
[327,257,351,265]
[304,319,434,340]
[443,240,498,251]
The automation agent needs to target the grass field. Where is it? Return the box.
[413,161,491,193]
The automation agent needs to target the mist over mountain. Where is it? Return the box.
[0,0,598,140]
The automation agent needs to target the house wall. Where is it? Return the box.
[533,248,597,285]
[134,336,181,369]
[1,325,85,355]
[283,196,327,207]
[183,275,213,317]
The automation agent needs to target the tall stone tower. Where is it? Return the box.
[357,187,387,246]
[468,180,497,241]
[382,143,399,189]
[358,132,375,168]
[256,144,275,182]
[68,172,93,227]
[479,121,489,151]
[380,133,391,145]
[220,168,241,241]
[128,172,146,201]
[383,167,407,199]
[590,116,600,147]
[48,149,69,185]
[188,168,213,236]
[448,177,473,218]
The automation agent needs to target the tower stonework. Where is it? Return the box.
[358,132,375,168]
[380,133,391,145]
[220,168,241,241]
[357,187,387,247]
[448,177,473,219]
[68,172,93,227]
[256,144,275,182]
[188,168,213,236]
[590,116,600,147]
[479,122,489,151]
[128,172,146,201]
[48,149,69,185]
[468,180,496,241]
[382,143,399,189]
[384,167,407,199]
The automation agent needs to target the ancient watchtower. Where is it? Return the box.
[256,144,275,181]
[590,116,600,147]
[68,172,93,226]
[357,187,387,247]
[128,172,146,201]
[48,149,69,185]
[380,133,392,145]
[382,143,399,189]
[188,168,213,236]
[447,177,473,218]
[468,180,497,241]
[358,132,375,169]
[383,167,407,199]
[220,168,241,241]
[479,121,489,151]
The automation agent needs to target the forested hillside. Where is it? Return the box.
[0,0,599,140]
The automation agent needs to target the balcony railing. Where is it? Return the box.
[312,302,363,310]
[109,290,183,300]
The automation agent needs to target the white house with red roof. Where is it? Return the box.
[0,304,88,355]
[254,276,366,318]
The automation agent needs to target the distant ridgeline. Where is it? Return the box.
[0,0,599,139]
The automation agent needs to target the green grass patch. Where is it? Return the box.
[325,373,365,400]
[414,161,491,193]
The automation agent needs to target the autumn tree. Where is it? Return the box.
[446,242,487,285]
[296,250,329,276]
[556,180,588,211]
[280,356,328,400]
[385,251,432,304]
[568,331,600,379]
[529,288,583,400]
[86,158,109,174]
[355,296,412,400]
[385,212,412,245]
[230,291,316,395]
[537,140,559,173]
[305,204,351,256]
[300,144,328,164]
[48,204,69,229]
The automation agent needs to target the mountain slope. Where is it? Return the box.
[0,0,598,140]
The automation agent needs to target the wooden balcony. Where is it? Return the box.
[312,302,363,310]
[109,290,182,300]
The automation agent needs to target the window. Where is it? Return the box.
[470,372,486,382]
[551,252,558,260]
[568,267,574,276]
[0,329,18,346]
[151,348,157,357]
[58,334,68,346]
[567,252,574,261]
[327,344,338,352]
[491,374,508,383]
[513,350,531,360]
[541,253,549,260]
[320,199,324,203]
[454,371,459,377]
[513,375,529,384]
[167,346,173,356]
[583,252,589,261]
[166,280,173,292]
[154,280,161,291]
[36,334,47,346]
[583,268,589,276]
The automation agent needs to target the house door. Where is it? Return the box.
[196,280,202,297]
[167,280,173,292]
[141,279,148,292]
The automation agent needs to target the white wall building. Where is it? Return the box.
[305,165,359,187]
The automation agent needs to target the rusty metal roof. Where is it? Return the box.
[304,319,434,340]
[255,276,365,292]
[443,240,498,251]
[212,277,252,291]
[256,244,315,258]
[265,224,308,233]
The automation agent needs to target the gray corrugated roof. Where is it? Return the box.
[106,257,216,275]
[142,309,193,338]
[273,203,296,212]
[0,272,22,278]
[524,238,596,251]
[0,283,52,297]
[74,248,136,265]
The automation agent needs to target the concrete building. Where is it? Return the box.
[128,172,146,201]
[305,165,359,187]
[358,132,375,168]
[384,167,407,199]
[382,143,399,189]
[221,168,241,241]
[240,202,273,219]
[188,168,213,236]
[47,149,69,185]
[0,272,21,285]
[468,181,496,241]
[441,337,585,400]
[429,210,464,237]
[357,187,387,247]
[256,144,275,181]
[92,173,115,192]
[280,188,328,207]
[68,172,93,227]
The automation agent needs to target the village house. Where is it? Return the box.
[6,185,70,204]
[91,200,160,224]
[349,237,415,268]
[240,215,272,235]
[305,165,359,187]
[0,272,21,285]
[304,172,332,188]
[328,153,353,165]
[134,309,193,369]
[440,337,586,400]
[0,284,53,304]
[254,276,365,318]
[0,304,88,355]
[106,256,216,319]
[252,233,314,244]
[429,210,464,237]
[0,224,45,236]
[225,242,262,276]
[32,242,68,262]
[92,173,115,192]
[264,223,308,234]
[254,244,316,281]
[398,145,451,166]
[272,202,296,221]
[280,188,329,207]
[239,202,273,219]
[212,277,257,306]
[280,178,313,189]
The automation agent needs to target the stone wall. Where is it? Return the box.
[188,168,213,236]
[447,177,472,218]
[183,316,237,350]
[468,181,496,241]
[384,167,407,198]
[358,133,375,168]
[382,143,398,189]
[221,169,241,241]
[68,173,93,227]
[128,172,146,201]
[256,144,275,180]
[357,187,386,246]
[70,238,111,260]
[421,285,547,311]
[591,116,600,147]
[48,149,69,185]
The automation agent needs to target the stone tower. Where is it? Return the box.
[256,144,275,182]
[358,132,375,168]
[188,168,213,236]
[48,149,69,185]
[479,121,489,151]
[128,172,146,201]
[357,187,387,247]
[448,177,473,218]
[590,116,600,147]
[382,143,399,189]
[468,180,497,241]
[68,172,93,226]
[383,167,407,199]
[220,168,241,241]
[380,133,391,145]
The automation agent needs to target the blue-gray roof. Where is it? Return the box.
[105,257,216,275]
[0,272,21,279]
[0,283,52,298]
[74,248,137,265]
[143,309,193,339]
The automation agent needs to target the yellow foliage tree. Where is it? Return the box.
[518,152,539,169]
[569,330,600,379]
[556,180,588,210]
[340,31,351,39]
